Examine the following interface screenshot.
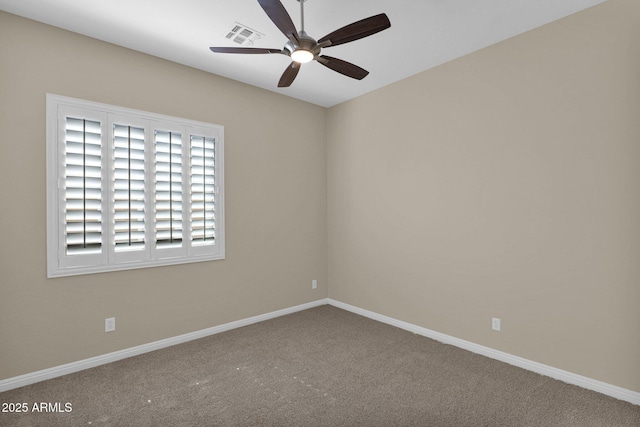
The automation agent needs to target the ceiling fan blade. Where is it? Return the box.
[317,56,369,80]
[257,0,299,43]
[278,62,301,87]
[318,13,391,47]
[210,47,282,54]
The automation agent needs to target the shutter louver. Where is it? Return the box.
[155,130,183,247]
[64,117,103,255]
[113,124,146,251]
[190,135,216,244]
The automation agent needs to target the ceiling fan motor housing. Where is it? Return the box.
[285,31,321,58]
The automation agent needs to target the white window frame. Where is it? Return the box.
[46,94,225,278]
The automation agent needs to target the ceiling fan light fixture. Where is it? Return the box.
[291,49,314,63]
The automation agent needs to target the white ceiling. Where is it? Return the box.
[0,0,606,107]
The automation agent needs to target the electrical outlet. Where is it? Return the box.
[105,317,116,333]
[312,279,317,290]
[492,317,501,332]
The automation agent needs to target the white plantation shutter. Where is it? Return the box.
[64,117,103,255]
[47,95,224,278]
[113,124,146,252]
[154,130,183,248]
[190,135,216,245]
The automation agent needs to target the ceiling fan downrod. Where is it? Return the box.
[298,0,306,33]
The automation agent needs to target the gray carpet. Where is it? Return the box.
[1,305,639,426]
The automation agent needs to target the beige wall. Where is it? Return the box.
[327,0,640,392]
[0,12,327,379]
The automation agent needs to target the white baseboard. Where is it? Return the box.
[0,299,329,393]
[327,298,640,406]
[3,297,638,407]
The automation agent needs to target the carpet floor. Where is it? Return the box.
[1,305,639,426]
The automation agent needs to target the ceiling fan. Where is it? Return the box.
[209,0,391,87]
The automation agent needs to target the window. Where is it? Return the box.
[46,94,224,277]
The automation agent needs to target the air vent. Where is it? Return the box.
[224,23,264,46]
